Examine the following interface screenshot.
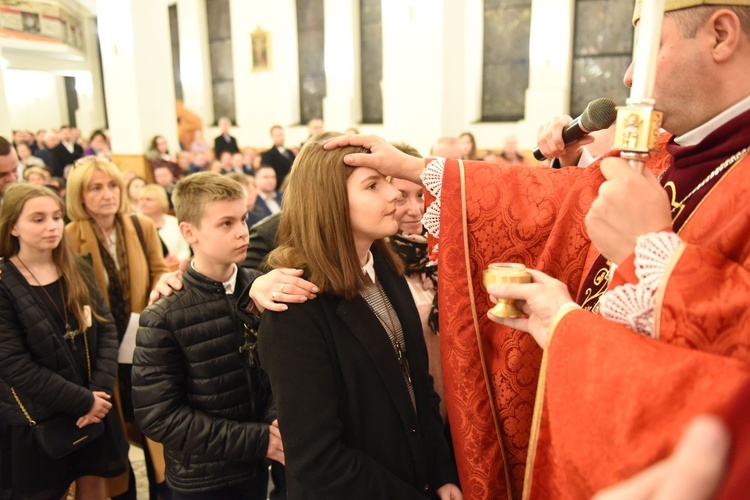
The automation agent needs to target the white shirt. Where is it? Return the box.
[191,261,238,295]
[675,94,750,146]
[157,214,192,261]
[258,192,282,214]
[362,251,375,283]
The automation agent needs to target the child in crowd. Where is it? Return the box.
[0,183,128,499]
[132,172,282,500]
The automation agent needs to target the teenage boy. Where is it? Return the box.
[132,172,283,500]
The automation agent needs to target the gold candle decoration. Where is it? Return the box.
[482,263,531,318]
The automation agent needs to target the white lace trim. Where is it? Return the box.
[423,198,441,239]
[598,283,656,336]
[634,232,682,290]
[598,232,682,337]
[421,157,445,239]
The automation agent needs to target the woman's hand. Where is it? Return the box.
[266,419,285,465]
[148,258,190,304]
[436,483,463,500]
[249,268,319,313]
[77,391,112,428]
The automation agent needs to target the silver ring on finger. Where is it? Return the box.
[280,283,285,293]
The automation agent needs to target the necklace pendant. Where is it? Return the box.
[63,328,80,348]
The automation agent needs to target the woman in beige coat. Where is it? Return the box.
[66,157,169,499]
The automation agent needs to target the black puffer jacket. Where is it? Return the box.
[132,265,274,493]
[0,259,118,425]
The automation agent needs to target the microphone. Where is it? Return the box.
[533,97,617,161]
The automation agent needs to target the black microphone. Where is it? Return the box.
[533,97,617,161]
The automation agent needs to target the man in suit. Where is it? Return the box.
[35,130,64,178]
[253,165,282,217]
[213,116,239,158]
[260,125,294,187]
[52,125,83,171]
[0,136,20,207]
[301,118,324,148]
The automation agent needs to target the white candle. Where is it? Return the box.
[630,0,666,102]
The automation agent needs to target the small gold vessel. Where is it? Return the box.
[482,263,531,318]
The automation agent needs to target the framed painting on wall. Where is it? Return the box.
[251,27,270,71]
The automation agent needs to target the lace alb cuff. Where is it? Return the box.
[598,283,655,337]
[599,231,682,337]
[633,232,682,290]
[420,157,445,239]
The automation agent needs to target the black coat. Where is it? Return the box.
[260,146,295,187]
[253,192,283,218]
[214,134,240,158]
[0,259,118,425]
[52,143,83,173]
[132,265,275,493]
[35,148,63,178]
[258,249,458,499]
[242,212,280,270]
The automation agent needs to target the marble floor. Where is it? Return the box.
[128,445,150,500]
[127,445,274,499]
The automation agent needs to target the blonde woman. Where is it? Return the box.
[138,183,191,266]
[65,157,170,499]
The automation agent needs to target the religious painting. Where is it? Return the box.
[251,28,270,71]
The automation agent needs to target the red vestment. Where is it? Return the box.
[437,126,750,498]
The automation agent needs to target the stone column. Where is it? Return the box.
[96,0,178,176]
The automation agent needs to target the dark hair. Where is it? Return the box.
[0,136,11,156]
[89,129,107,142]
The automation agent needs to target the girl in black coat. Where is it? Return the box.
[0,183,127,500]
[259,142,461,499]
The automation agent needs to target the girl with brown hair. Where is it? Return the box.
[258,142,461,499]
[0,183,127,499]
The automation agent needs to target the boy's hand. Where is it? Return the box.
[250,268,319,313]
[267,419,285,465]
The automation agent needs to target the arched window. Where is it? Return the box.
[360,0,383,124]
[481,0,531,122]
[570,0,633,116]
[297,0,326,124]
[206,0,236,123]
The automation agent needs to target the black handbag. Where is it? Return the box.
[11,387,104,459]
[33,413,104,459]
[10,315,105,459]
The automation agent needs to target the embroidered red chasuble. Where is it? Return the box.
[525,151,750,497]
[436,136,671,499]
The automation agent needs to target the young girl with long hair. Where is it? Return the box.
[0,183,127,500]
[258,142,461,499]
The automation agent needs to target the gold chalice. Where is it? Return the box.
[482,263,531,318]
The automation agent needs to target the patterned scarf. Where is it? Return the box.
[91,216,131,340]
[388,232,439,334]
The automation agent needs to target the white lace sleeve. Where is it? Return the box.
[598,232,682,337]
[420,157,445,239]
